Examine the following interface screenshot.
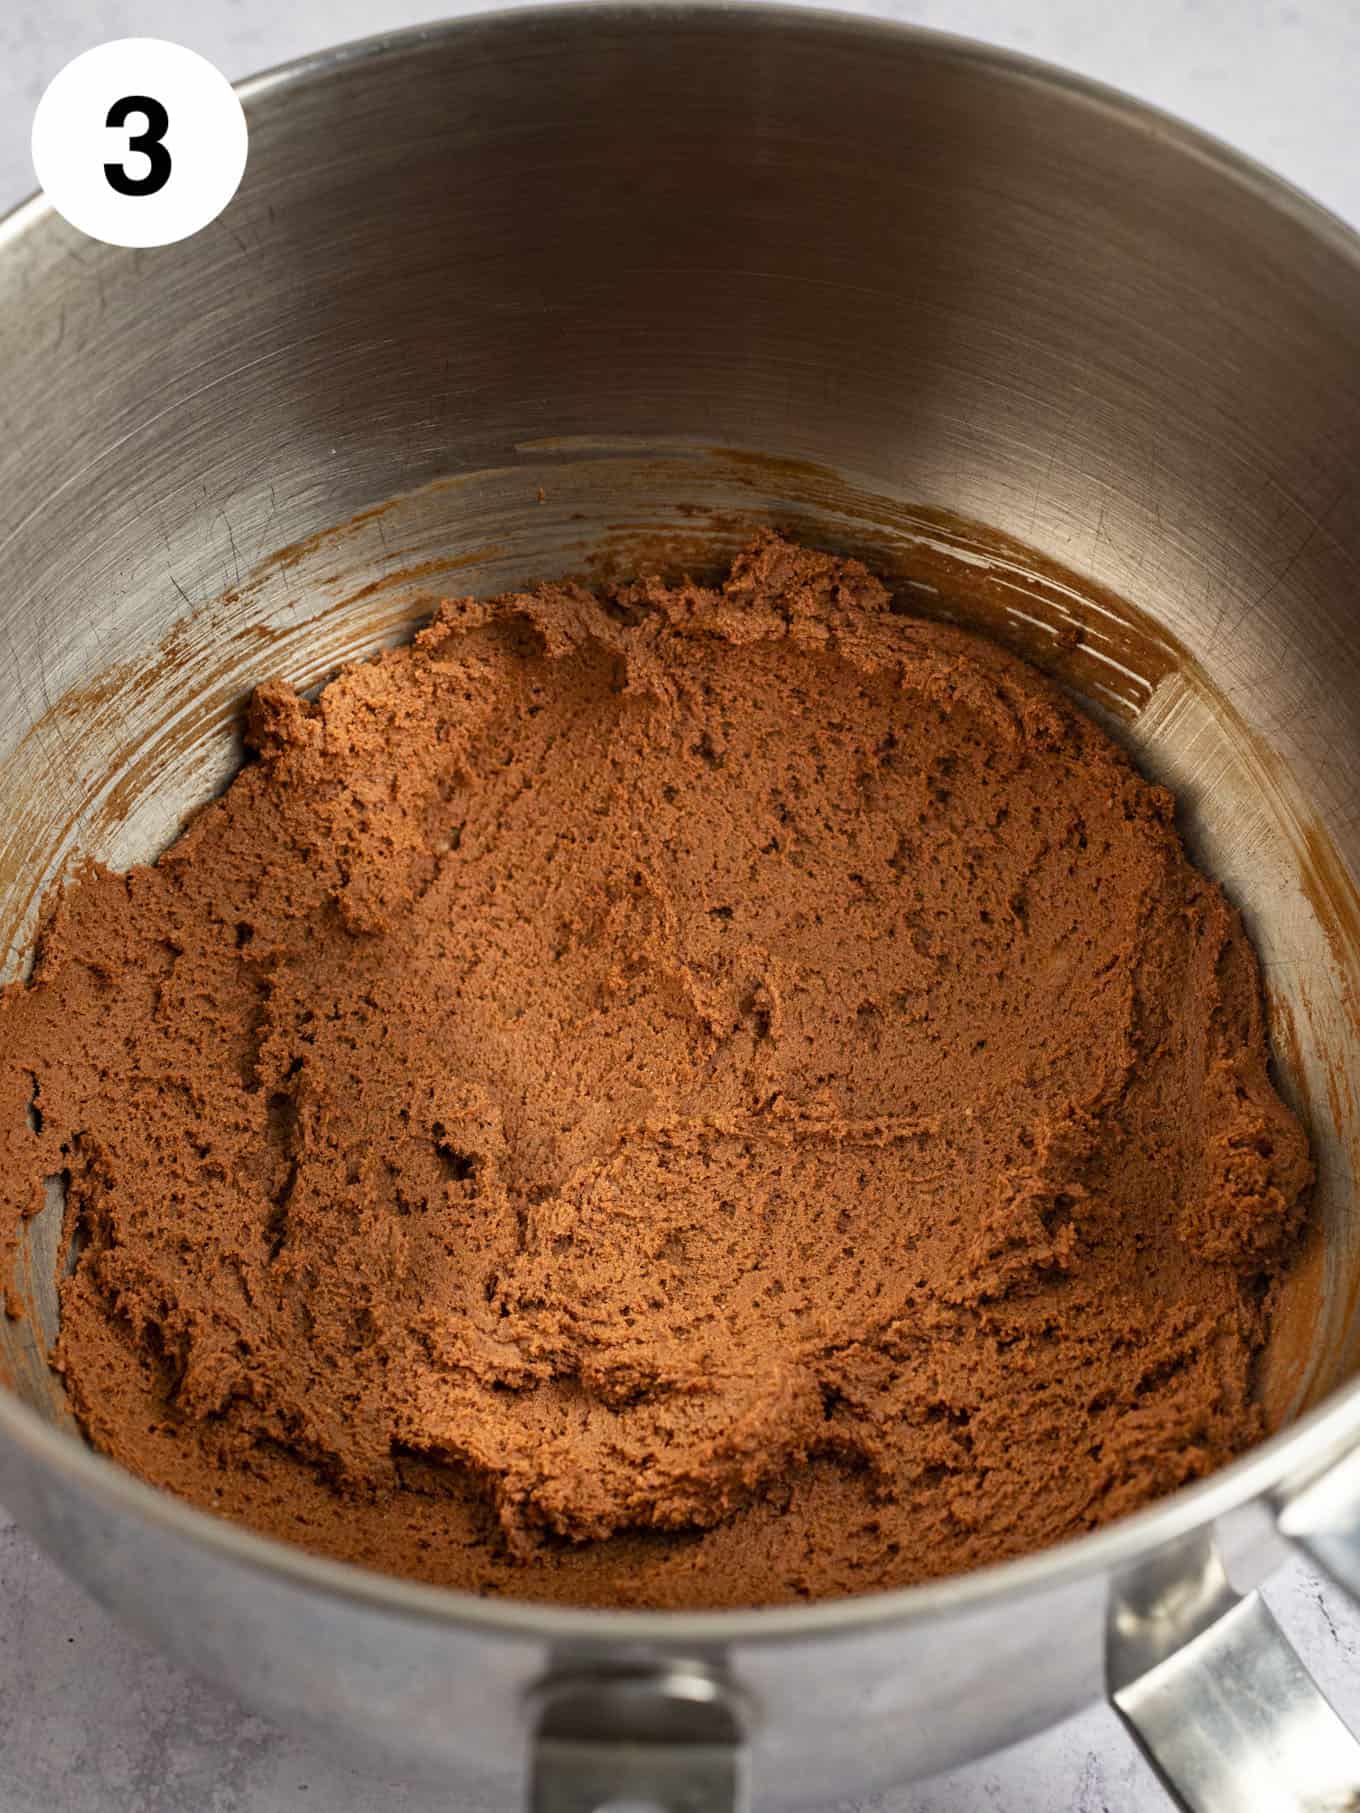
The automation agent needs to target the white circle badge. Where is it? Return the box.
[32,39,248,248]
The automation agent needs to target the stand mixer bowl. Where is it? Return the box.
[2,8,1360,1808]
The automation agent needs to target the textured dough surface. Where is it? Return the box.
[0,534,1311,1607]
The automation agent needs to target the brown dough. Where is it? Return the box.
[0,534,1311,1608]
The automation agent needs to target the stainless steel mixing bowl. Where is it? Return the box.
[2,8,1360,1810]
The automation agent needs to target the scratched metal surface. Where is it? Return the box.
[0,3,1359,1811]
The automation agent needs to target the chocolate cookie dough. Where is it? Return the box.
[0,534,1311,1607]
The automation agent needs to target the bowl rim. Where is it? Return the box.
[3,0,1360,1647]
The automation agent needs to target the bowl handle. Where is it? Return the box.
[527,1663,750,1813]
[1109,1470,1360,1812]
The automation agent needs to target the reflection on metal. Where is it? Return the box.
[529,1666,749,1813]
[1110,1533,1360,1811]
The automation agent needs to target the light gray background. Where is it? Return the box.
[2,1,1360,1808]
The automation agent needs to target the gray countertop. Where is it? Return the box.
[3,2,1359,1808]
